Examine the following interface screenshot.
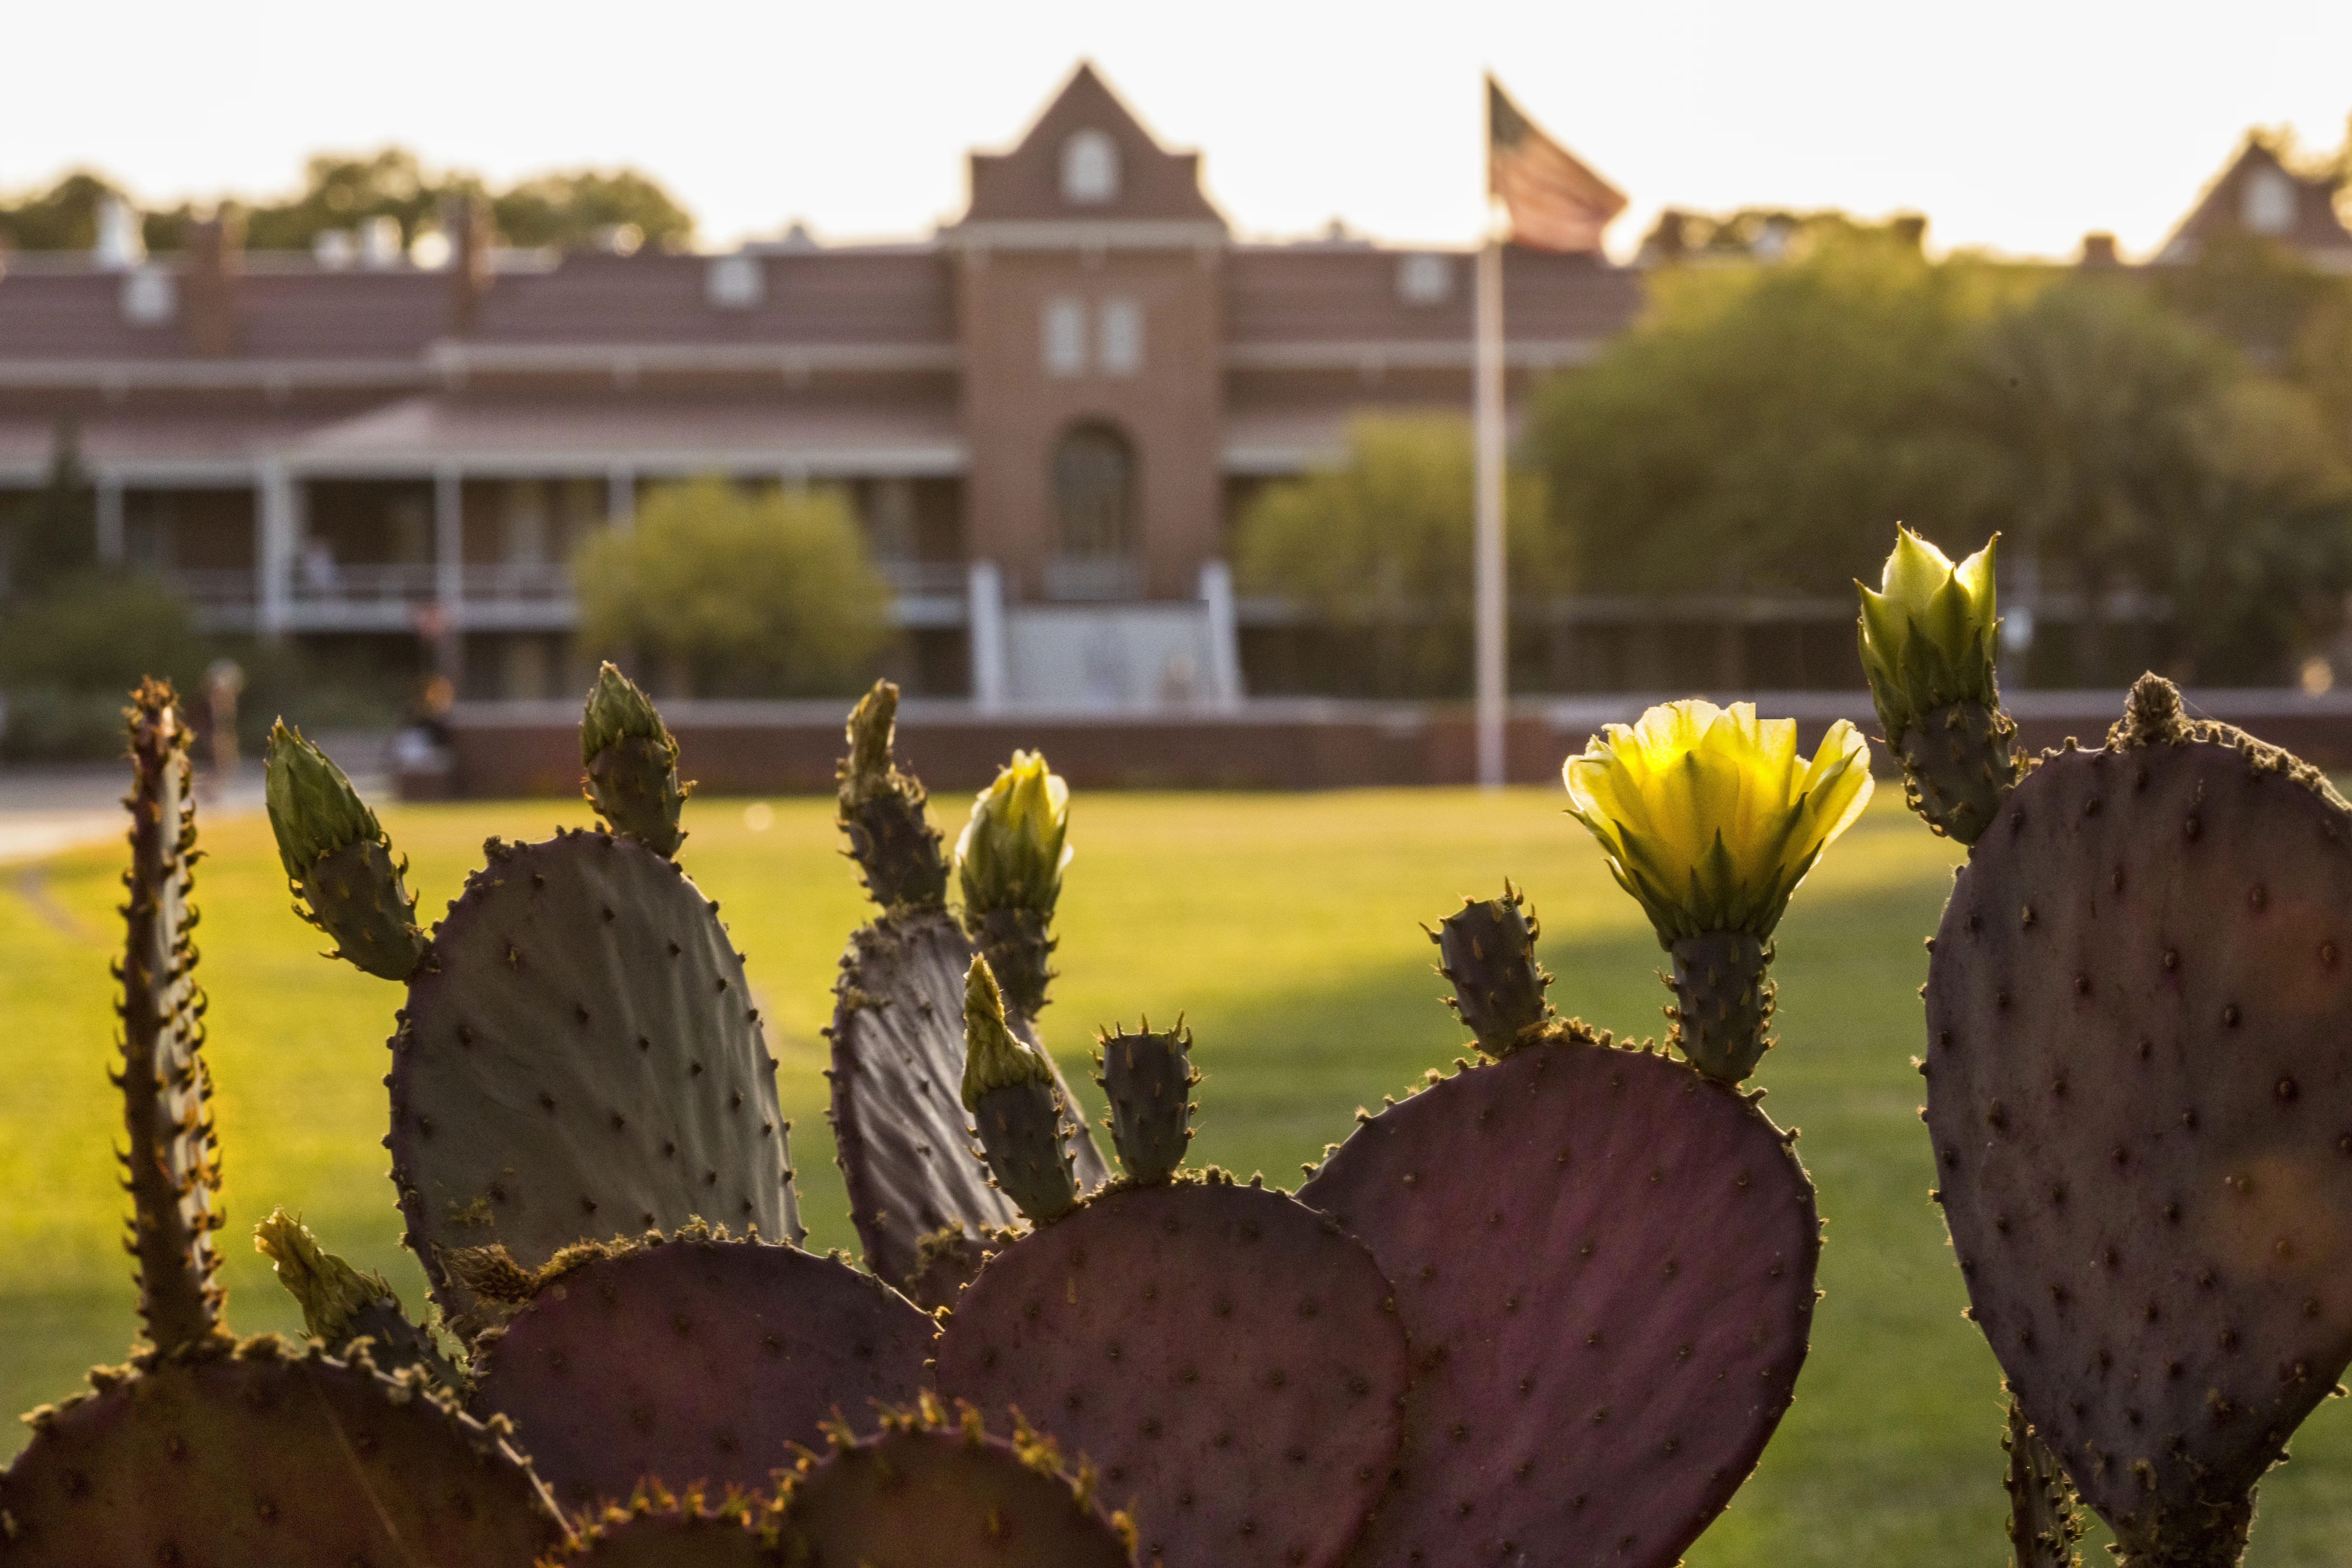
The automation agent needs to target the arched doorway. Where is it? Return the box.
[1047,421,1140,599]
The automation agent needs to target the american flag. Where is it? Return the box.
[1488,77,1625,254]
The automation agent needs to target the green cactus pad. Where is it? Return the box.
[1299,1032,1820,1568]
[0,1338,562,1565]
[934,1177,1407,1568]
[301,835,429,980]
[779,1402,1135,1568]
[828,909,1107,1291]
[1434,886,1552,1056]
[390,829,800,1336]
[117,681,224,1356]
[472,1234,933,1512]
[1924,700,2352,1563]
[836,681,948,911]
[1096,1022,1196,1184]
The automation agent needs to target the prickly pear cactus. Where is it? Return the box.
[391,827,800,1336]
[1433,885,1553,1055]
[557,1485,782,1566]
[779,1398,1136,1568]
[114,681,226,1356]
[836,681,949,910]
[255,1207,462,1392]
[1299,1031,1820,1568]
[583,662,689,857]
[1095,1020,1197,1185]
[265,719,427,981]
[471,1229,933,1510]
[0,1338,564,1566]
[962,957,1081,1222]
[934,1175,1408,1568]
[828,711,1107,1291]
[1924,677,2352,1565]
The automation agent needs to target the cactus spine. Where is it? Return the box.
[117,679,224,1355]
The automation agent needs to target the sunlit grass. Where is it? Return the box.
[3,785,2348,1565]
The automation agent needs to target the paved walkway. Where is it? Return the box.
[0,732,389,866]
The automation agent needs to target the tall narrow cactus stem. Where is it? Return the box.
[1898,698,2020,845]
[118,680,224,1354]
[837,679,949,910]
[1668,931,1774,1083]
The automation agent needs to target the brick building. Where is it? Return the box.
[0,64,1638,703]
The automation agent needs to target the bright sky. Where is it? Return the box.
[5,0,2348,263]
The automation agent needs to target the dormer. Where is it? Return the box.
[949,62,1226,247]
[2156,137,2352,271]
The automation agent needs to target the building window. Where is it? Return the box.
[2243,167,2297,235]
[1098,298,1143,375]
[1396,252,1453,305]
[1053,423,1136,563]
[1043,297,1088,375]
[1062,129,1120,204]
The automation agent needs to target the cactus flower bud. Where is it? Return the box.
[955,751,1071,918]
[254,1207,393,1344]
[1856,528,2001,753]
[581,662,687,856]
[956,751,1072,1019]
[1565,700,1872,948]
[265,719,379,882]
[266,720,425,981]
[1857,529,2020,844]
[961,957,1077,1223]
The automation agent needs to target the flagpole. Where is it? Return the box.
[1473,229,1507,791]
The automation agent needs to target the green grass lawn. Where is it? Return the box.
[5,784,2352,1565]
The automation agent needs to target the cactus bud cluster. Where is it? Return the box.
[265,720,425,981]
[1856,528,2020,843]
[581,662,688,856]
[961,956,1078,1221]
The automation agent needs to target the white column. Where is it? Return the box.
[434,466,464,614]
[1472,238,1508,790]
[968,559,1009,713]
[1197,558,1243,708]
[95,473,125,564]
[606,466,636,532]
[257,459,294,641]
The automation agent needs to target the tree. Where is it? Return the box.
[574,478,890,698]
[6,421,98,600]
[1232,416,1552,698]
[0,171,124,251]
[492,170,693,252]
[1526,230,2010,599]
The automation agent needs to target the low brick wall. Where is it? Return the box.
[429,688,2352,799]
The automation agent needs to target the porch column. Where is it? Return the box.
[256,459,294,641]
[968,559,1008,713]
[434,465,464,615]
[94,473,125,563]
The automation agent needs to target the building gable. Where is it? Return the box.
[962,63,1223,228]
[2158,137,2352,270]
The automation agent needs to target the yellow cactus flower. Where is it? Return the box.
[956,750,1072,917]
[1564,700,1873,945]
[1856,528,2000,749]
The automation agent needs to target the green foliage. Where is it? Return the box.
[1529,231,2005,599]
[0,574,205,758]
[5,422,98,600]
[491,169,693,252]
[1233,415,1554,697]
[0,149,694,255]
[0,171,122,252]
[574,477,890,698]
